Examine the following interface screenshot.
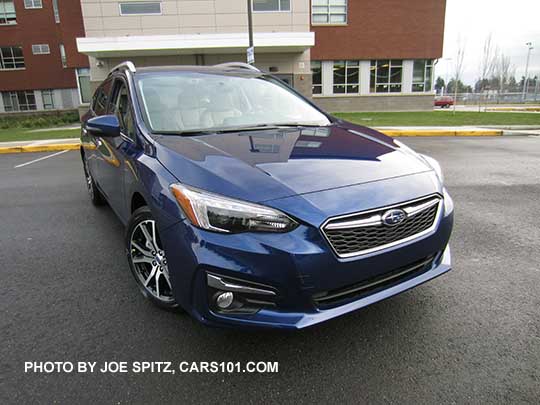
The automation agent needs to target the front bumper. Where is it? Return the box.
[204,245,451,329]
[159,191,454,330]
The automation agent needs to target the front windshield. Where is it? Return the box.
[136,72,331,133]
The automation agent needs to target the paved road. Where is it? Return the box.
[1,137,539,404]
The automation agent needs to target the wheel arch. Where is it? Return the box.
[131,192,148,213]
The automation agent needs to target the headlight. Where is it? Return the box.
[170,183,298,234]
[420,154,444,184]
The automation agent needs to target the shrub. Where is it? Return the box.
[0,110,80,129]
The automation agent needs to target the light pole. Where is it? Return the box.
[246,0,254,65]
[522,42,533,102]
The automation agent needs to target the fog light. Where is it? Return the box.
[216,292,234,309]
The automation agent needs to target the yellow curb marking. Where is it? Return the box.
[378,130,502,137]
[0,143,80,154]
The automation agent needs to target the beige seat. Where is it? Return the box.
[175,91,204,130]
[144,88,181,131]
[200,91,242,128]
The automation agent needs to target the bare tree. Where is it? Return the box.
[479,34,497,89]
[477,34,498,111]
[494,53,512,93]
[453,38,466,114]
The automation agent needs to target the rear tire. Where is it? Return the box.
[83,156,106,206]
[126,206,180,311]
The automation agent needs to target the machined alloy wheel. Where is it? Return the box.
[126,207,178,309]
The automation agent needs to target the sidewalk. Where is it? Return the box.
[1,126,539,154]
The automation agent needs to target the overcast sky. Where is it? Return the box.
[436,0,540,85]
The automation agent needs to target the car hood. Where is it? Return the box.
[154,123,432,203]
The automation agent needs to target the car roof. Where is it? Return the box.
[130,65,265,78]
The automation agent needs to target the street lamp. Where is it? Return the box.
[522,42,534,102]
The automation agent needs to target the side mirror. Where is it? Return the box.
[86,115,121,138]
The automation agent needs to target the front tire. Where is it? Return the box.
[126,206,179,310]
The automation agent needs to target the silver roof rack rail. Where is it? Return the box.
[214,62,260,72]
[110,61,136,74]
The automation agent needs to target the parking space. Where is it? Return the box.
[1,137,539,403]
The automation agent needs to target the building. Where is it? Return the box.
[311,0,446,111]
[0,0,90,113]
[1,1,446,114]
[76,0,314,101]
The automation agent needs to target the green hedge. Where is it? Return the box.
[0,110,80,130]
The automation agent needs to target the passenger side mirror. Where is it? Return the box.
[86,115,121,138]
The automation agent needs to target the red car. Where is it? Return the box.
[434,96,454,108]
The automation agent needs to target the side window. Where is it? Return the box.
[91,89,101,113]
[110,79,136,140]
[93,79,112,115]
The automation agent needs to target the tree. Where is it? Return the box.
[494,53,512,93]
[435,76,445,93]
[447,79,472,94]
[452,38,466,113]
[478,34,497,92]
[507,76,519,92]
[474,78,491,92]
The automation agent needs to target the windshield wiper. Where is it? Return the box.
[267,123,328,128]
[152,123,328,137]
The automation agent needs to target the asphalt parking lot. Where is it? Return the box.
[1,136,539,403]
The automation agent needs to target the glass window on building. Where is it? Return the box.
[412,59,434,92]
[2,91,37,111]
[24,0,42,9]
[333,60,359,94]
[312,0,347,24]
[52,0,60,23]
[59,44,67,67]
[252,0,290,12]
[311,61,322,95]
[76,68,91,104]
[370,60,403,93]
[41,90,55,109]
[119,2,162,15]
[0,46,25,69]
[0,0,16,25]
[32,44,50,55]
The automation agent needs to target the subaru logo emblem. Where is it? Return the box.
[381,209,406,227]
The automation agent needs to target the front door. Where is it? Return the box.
[96,78,134,220]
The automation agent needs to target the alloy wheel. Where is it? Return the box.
[129,219,174,302]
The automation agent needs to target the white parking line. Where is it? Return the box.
[14,150,70,168]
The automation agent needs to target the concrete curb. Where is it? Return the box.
[378,129,503,137]
[0,143,80,154]
[485,107,540,112]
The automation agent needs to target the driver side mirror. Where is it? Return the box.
[86,115,121,138]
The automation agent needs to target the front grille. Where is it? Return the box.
[313,254,438,308]
[322,195,441,258]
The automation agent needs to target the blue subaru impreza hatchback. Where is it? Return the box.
[81,61,453,329]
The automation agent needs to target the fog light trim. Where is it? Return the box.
[206,273,276,296]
